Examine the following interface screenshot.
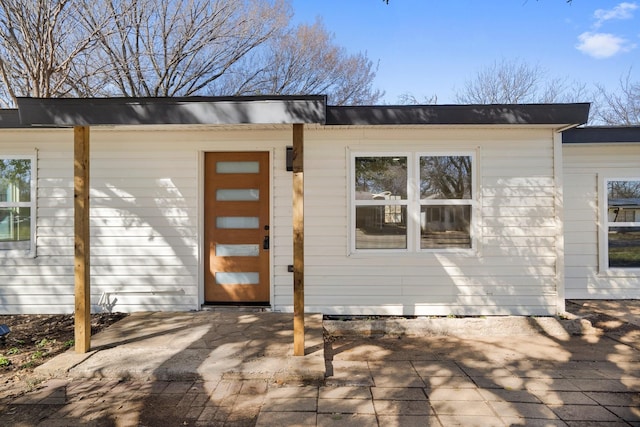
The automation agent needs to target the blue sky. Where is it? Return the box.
[290,1,639,104]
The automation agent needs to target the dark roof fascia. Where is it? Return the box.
[326,103,590,126]
[562,126,640,144]
[16,96,327,126]
[0,109,32,128]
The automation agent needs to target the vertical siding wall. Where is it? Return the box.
[563,144,640,299]
[0,127,293,314]
[280,127,561,316]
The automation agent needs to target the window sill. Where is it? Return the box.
[348,248,478,258]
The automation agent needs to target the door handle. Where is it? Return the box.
[263,235,270,250]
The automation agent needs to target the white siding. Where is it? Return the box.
[563,143,640,299]
[1,125,562,316]
[0,127,294,314]
[277,127,561,316]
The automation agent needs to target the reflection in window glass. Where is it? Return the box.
[0,159,31,202]
[607,180,640,268]
[421,205,471,249]
[0,207,30,245]
[355,157,407,200]
[355,206,407,249]
[420,156,471,200]
[608,229,640,268]
[0,158,33,252]
[352,153,474,252]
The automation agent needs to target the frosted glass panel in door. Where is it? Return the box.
[216,272,259,285]
[216,189,260,201]
[216,216,259,229]
[216,161,259,174]
[216,244,260,257]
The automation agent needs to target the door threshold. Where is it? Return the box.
[201,304,271,313]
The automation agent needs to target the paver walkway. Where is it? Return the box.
[0,301,639,426]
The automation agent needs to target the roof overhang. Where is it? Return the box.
[0,109,30,128]
[327,103,590,127]
[16,96,327,126]
[7,97,590,129]
[562,126,640,144]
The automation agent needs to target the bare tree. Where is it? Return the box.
[81,0,290,97]
[212,20,383,105]
[454,58,593,113]
[0,0,99,106]
[0,0,381,105]
[593,70,640,125]
[455,59,546,104]
[396,93,438,105]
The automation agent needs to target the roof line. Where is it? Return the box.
[5,97,592,128]
[562,126,640,144]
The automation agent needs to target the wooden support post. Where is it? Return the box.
[74,126,91,353]
[292,124,305,356]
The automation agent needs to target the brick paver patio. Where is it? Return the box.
[0,301,638,426]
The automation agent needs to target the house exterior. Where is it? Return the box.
[563,127,640,299]
[0,97,593,316]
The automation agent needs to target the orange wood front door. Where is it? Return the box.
[204,152,270,303]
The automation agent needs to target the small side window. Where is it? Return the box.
[0,157,35,256]
[606,179,640,269]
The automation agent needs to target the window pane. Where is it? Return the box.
[608,228,640,268]
[421,205,471,249]
[355,205,407,249]
[0,159,31,202]
[608,180,640,223]
[0,207,31,249]
[355,157,407,200]
[420,156,471,200]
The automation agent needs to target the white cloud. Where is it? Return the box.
[594,2,638,28]
[576,32,636,58]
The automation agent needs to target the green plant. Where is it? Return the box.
[36,338,53,348]
[7,347,20,355]
[0,356,10,367]
[31,350,45,360]
[64,339,74,348]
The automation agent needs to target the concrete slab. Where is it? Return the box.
[35,312,325,383]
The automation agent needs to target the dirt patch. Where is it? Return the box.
[0,313,127,399]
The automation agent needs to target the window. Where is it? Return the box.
[0,157,35,256]
[352,153,474,252]
[605,179,640,269]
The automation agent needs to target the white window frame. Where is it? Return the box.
[351,152,411,253]
[416,152,476,253]
[599,176,640,272]
[0,154,37,258]
[350,151,476,255]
